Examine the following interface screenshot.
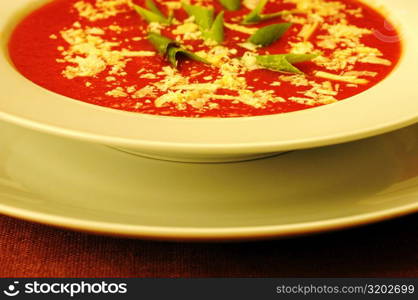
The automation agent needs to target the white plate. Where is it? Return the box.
[1,0,418,162]
[0,120,417,241]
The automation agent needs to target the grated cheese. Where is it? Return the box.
[74,0,132,21]
[314,71,369,84]
[225,23,258,35]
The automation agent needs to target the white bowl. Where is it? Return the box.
[1,0,418,162]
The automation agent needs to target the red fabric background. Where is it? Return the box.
[0,214,417,278]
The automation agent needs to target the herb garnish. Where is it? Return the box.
[219,0,241,11]
[242,0,295,24]
[207,11,225,44]
[148,32,209,67]
[248,23,291,46]
[256,54,318,73]
[134,0,172,24]
[182,2,225,44]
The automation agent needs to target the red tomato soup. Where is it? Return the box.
[9,0,401,118]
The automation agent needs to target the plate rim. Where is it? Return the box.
[0,201,417,241]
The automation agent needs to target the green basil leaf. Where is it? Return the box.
[148,32,178,55]
[256,54,317,73]
[182,2,214,30]
[258,10,294,21]
[145,0,164,16]
[134,3,170,24]
[219,0,241,11]
[285,53,318,64]
[203,11,225,43]
[242,0,296,24]
[248,23,291,46]
[167,47,209,67]
[146,0,175,22]
[257,55,301,73]
[148,32,209,67]
[242,0,268,24]
[182,2,225,44]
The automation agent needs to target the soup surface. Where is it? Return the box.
[9,0,402,118]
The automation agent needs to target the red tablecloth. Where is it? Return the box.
[1,214,417,278]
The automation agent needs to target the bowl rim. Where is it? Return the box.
[1,0,418,154]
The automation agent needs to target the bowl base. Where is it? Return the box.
[109,147,284,163]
